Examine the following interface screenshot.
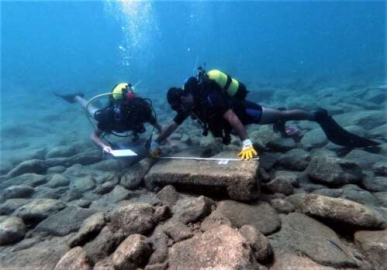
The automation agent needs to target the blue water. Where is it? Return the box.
[1,0,386,166]
[2,1,385,94]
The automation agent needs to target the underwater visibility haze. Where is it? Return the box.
[0,1,387,269]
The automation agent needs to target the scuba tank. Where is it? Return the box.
[197,66,248,101]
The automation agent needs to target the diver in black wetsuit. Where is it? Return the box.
[149,69,379,160]
[55,83,162,154]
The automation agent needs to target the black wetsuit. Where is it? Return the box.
[173,77,262,144]
[94,97,156,134]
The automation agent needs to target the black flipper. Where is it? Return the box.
[53,92,84,103]
[314,109,380,148]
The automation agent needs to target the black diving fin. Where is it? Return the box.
[314,109,380,148]
[53,92,84,104]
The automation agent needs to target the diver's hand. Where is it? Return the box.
[238,139,258,160]
[149,141,161,158]
[102,145,113,154]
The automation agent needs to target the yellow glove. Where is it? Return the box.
[238,139,258,160]
[149,141,161,158]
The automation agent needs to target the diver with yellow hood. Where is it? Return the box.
[54,83,162,154]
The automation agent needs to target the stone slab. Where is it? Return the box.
[144,151,260,201]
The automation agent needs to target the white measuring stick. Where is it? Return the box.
[159,156,259,161]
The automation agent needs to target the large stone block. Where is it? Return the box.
[168,225,259,270]
[144,151,260,201]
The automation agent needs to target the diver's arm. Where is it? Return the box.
[148,119,163,133]
[155,121,179,143]
[223,109,249,141]
[224,109,258,160]
[91,129,112,152]
[154,123,163,133]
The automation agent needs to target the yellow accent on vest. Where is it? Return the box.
[207,69,239,97]
[112,83,129,100]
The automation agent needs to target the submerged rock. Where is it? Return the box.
[0,198,30,215]
[270,251,345,270]
[90,185,132,211]
[267,137,297,152]
[340,185,379,206]
[54,247,92,270]
[163,221,193,243]
[312,188,343,198]
[108,203,156,237]
[287,194,386,230]
[112,234,152,270]
[156,185,179,206]
[63,164,117,185]
[177,196,214,224]
[0,234,69,270]
[93,181,116,195]
[6,159,47,179]
[278,148,311,171]
[2,185,35,200]
[46,145,78,159]
[269,213,358,268]
[373,161,387,176]
[345,149,387,168]
[270,198,295,214]
[47,174,70,188]
[34,206,96,236]
[0,216,26,245]
[239,225,273,263]
[120,158,156,189]
[69,212,106,248]
[144,262,168,270]
[263,178,294,195]
[148,232,168,265]
[93,257,115,270]
[307,156,363,187]
[15,198,66,225]
[355,229,387,270]
[374,192,387,207]
[336,110,386,131]
[34,186,66,200]
[83,226,124,264]
[47,166,66,174]
[301,128,328,149]
[0,173,47,189]
[200,211,232,232]
[45,150,102,169]
[168,225,259,270]
[216,200,281,235]
[70,175,96,193]
[89,159,127,172]
[144,151,260,201]
[362,176,387,192]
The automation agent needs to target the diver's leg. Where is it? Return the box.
[54,91,99,118]
[259,107,314,136]
[259,107,314,124]
[74,96,98,117]
[260,107,379,147]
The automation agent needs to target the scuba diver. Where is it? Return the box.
[149,68,379,160]
[54,83,162,154]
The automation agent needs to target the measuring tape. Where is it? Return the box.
[159,156,259,165]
